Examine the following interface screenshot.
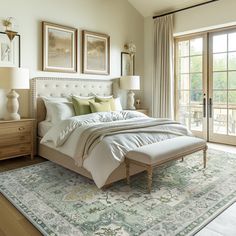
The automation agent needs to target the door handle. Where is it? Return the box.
[209,98,213,118]
[203,97,206,118]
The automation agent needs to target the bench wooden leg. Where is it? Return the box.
[203,147,207,168]
[181,157,184,162]
[125,159,130,185]
[147,165,153,193]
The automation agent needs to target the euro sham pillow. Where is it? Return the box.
[44,101,75,124]
[89,101,112,113]
[42,97,71,121]
[72,96,95,115]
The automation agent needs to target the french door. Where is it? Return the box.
[175,34,208,140]
[175,28,236,145]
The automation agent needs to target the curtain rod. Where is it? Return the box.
[153,0,219,19]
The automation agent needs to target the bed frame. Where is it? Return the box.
[30,77,145,187]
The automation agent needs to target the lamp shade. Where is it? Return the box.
[0,67,29,89]
[120,75,140,90]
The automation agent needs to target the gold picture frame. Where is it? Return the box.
[82,30,110,75]
[42,21,77,73]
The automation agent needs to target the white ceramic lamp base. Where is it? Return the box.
[127,90,136,110]
[4,89,21,120]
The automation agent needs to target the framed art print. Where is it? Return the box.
[121,52,135,76]
[82,30,110,75]
[0,32,20,67]
[42,21,77,73]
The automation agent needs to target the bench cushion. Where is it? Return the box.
[126,136,206,165]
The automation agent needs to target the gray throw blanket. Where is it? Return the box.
[78,118,183,160]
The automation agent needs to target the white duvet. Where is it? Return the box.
[41,111,192,188]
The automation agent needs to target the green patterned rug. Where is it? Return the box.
[1,149,236,236]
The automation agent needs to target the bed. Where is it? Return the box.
[31,77,191,188]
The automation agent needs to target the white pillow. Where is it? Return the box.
[44,101,75,124]
[113,97,123,111]
[42,97,70,121]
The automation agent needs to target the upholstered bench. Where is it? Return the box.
[125,136,207,193]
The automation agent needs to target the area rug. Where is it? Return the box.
[1,149,236,236]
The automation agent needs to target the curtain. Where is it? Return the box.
[152,15,174,118]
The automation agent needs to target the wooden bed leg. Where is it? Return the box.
[147,165,153,193]
[203,147,207,168]
[126,158,130,185]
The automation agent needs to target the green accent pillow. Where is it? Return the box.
[89,101,112,113]
[95,97,116,111]
[72,96,95,115]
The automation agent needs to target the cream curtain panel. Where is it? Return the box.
[152,15,174,118]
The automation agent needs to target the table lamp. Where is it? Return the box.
[0,67,29,120]
[120,75,140,110]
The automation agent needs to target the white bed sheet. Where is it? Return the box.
[38,121,53,137]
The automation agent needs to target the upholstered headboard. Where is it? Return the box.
[30,77,119,124]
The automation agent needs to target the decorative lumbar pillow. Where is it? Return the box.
[95,96,117,111]
[89,101,112,113]
[42,97,71,121]
[72,96,95,115]
[44,101,75,124]
[95,96,123,111]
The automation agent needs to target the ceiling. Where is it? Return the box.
[128,0,212,17]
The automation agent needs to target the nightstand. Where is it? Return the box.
[136,109,149,115]
[0,119,34,161]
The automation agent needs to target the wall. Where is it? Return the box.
[0,0,144,118]
[144,0,236,115]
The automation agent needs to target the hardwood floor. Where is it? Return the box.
[0,145,235,236]
[0,156,45,236]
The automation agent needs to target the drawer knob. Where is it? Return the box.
[18,127,25,131]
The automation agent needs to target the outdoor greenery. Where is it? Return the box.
[178,39,236,105]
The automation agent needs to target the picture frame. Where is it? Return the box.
[0,32,20,67]
[121,52,135,76]
[82,30,110,75]
[42,21,77,73]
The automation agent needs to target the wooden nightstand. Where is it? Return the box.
[136,109,149,115]
[0,119,34,161]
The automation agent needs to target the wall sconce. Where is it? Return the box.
[124,41,136,56]
[2,17,18,41]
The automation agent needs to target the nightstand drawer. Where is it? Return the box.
[0,121,32,135]
[0,143,31,160]
[0,133,31,147]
